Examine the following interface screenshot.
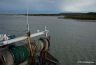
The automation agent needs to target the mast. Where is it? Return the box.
[26,1,33,57]
[26,0,30,33]
[26,2,36,64]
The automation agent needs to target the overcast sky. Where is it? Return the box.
[0,0,96,13]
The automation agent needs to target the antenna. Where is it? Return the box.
[26,1,30,33]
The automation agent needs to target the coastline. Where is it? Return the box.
[0,12,96,20]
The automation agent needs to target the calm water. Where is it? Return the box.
[0,15,96,65]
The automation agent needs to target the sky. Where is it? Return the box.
[0,0,96,14]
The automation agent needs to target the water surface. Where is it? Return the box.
[0,15,96,65]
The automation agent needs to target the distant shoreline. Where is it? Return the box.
[0,12,96,20]
[14,12,96,20]
[63,13,96,20]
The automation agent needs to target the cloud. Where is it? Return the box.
[60,0,96,12]
[0,0,96,13]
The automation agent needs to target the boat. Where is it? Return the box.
[0,26,59,65]
[0,4,59,64]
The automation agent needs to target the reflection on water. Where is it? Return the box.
[0,15,96,65]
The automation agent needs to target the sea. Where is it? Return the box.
[0,15,96,65]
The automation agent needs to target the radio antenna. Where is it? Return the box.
[26,2,30,33]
